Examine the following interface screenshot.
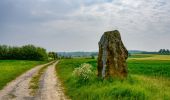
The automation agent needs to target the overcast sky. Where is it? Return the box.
[0,0,170,52]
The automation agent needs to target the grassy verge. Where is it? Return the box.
[29,61,56,95]
[0,60,46,90]
[56,58,170,100]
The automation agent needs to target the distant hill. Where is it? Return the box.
[128,50,146,54]
[57,50,160,57]
[57,52,98,57]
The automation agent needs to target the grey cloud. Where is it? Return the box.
[0,0,170,51]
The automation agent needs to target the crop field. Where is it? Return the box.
[0,60,45,90]
[56,54,170,100]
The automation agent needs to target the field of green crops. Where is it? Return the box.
[0,60,45,90]
[56,54,170,100]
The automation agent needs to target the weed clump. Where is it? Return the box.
[73,63,94,82]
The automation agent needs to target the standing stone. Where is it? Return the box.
[97,30,128,78]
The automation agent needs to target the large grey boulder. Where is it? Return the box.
[97,30,128,78]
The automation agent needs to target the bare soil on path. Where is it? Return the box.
[35,61,67,100]
[0,61,67,100]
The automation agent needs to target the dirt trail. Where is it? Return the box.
[0,61,67,100]
[35,61,67,100]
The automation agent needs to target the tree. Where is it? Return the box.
[166,49,170,54]
[158,49,163,53]
[158,49,170,55]
[8,46,21,59]
[0,45,8,59]
[48,52,58,60]
[91,55,95,59]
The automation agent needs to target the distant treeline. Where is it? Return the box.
[58,49,170,58]
[158,49,170,55]
[57,52,98,58]
[141,49,170,55]
[141,51,158,54]
[0,45,48,61]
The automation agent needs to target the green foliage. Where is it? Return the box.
[91,55,95,59]
[0,44,48,61]
[56,58,170,100]
[48,52,58,60]
[0,60,45,90]
[158,49,170,55]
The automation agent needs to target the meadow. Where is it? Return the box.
[0,60,45,90]
[56,54,170,100]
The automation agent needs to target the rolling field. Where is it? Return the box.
[0,60,45,90]
[56,54,170,100]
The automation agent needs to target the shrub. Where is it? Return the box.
[73,63,94,82]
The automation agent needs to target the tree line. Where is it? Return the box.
[158,49,170,55]
[0,44,48,61]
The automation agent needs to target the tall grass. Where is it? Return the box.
[128,60,170,78]
[56,58,170,100]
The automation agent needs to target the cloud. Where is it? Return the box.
[0,0,170,51]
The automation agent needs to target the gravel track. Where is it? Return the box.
[0,61,67,100]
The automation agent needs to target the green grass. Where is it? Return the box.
[129,54,154,58]
[129,54,170,60]
[56,56,170,100]
[0,60,46,90]
[128,60,170,78]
